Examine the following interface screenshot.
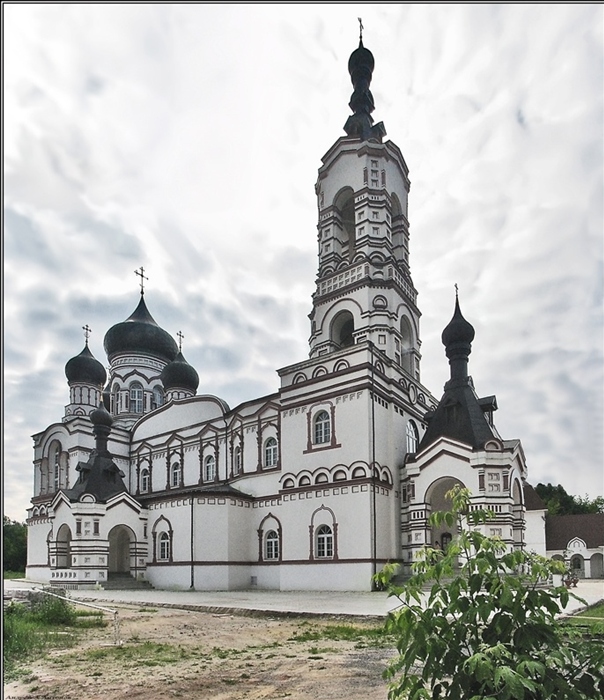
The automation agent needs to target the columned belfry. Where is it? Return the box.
[309,36,422,380]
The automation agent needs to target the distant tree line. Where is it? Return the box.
[535,483,604,515]
[3,516,27,573]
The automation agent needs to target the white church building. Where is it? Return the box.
[27,37,551,592]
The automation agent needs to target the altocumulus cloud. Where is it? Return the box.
[3,4,602,520]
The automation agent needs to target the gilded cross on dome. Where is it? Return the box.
[134,266,148,295]
[177,330,184,352]
[82,324,92,344]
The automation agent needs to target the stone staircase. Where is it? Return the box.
[102,573,154,590]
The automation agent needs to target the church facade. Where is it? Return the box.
[26,38,548,592]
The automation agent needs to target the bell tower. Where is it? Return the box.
[309,35,422,380]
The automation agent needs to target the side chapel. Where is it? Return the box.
[26,35,547,591]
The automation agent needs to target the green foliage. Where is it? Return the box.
[3,597,78,681]
[375,485,604,700]
[3,515,27,572]
[535,483,604,515]
[28,589,77,625]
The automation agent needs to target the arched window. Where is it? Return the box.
[334,188,355,262]
[130,382,144,414]
[233,446,242,475]
[314,411,331,445]
[53,448,61,491]
[170,462,181,488]
[151,386,164,410]
[204,455,216,482]
[299,475,311,486]
[316,525,334,559]
[158,532,170,561]
[406,420,419,453]
[283,478,295,489]
[111,384,120,414]
[140,468,150,493]
[264,438,278,468]
[265,530,280,560]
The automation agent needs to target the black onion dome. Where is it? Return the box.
[442,297,475,349]
[103,295,178,363]
[348,40,375,85]
[65,344,107,386]
[90,401,113,428]
[160,351,199,393]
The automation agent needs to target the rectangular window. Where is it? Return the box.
[371,160,378,168]
[372,211,379,220]
[372,227,379,236]
[93,520,99,535]
[76,520,82,535]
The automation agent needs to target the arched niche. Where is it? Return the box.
[331,310,355,350]
[400,315,414,375]
[334,187,355,262]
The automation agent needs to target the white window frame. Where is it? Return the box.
[158,532,170,561]
[314,411,331,445]
[316,524,334,559]
[265,530,280,560]
[204,454,216,482]
[171,462,181,488]
[140,468,150,493]
[233,446,242,475]
[406,420,419,453]
[264,438,278,468]
[130,382,144,414]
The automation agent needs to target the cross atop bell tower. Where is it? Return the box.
[309,31,422,381]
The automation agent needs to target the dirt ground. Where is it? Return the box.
[4,604,396,700]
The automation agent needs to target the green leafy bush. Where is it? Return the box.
[28,589,77,626]
[375,486,604,700]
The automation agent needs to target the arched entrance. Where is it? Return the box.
[511,479,525,547]
[570,554,585,579]
[590,553,603,579]
[56,524,72,568]
[426,477,465,552]
[108,525,134,574]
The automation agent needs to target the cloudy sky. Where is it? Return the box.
[4,4,603,521]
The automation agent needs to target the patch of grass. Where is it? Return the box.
[309,646,337,655]
[84,641,193,666]
[3,570,26,579]
[74,610,106,628]
[562,600,604,636]
[211,646,243,659]
[3,600,79,681]
[289,622,393,647]
[575,601,604,618]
